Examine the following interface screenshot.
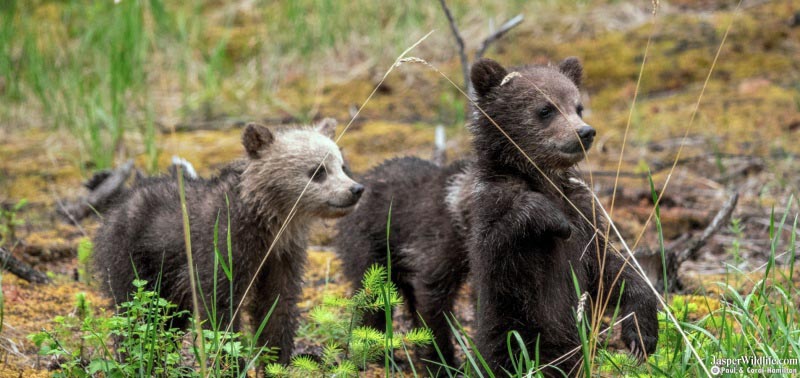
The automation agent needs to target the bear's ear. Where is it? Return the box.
[242,123,274,159]
[315,117,337,140]
[470,58,508,97]
[558,57,583,87]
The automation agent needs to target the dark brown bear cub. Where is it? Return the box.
[335,157,471,373]
[467,58,657,376]
[336,58,658,376]
[94,119,363,364]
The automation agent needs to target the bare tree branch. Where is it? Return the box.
[439,1,523,98]
[474,14,524,60]
[439,0,471,95]
[0,247,51,284]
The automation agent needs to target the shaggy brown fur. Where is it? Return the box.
[335,58,658,376]
[465,58,657,376]
[335,157,470,373]
[93,119,363,363]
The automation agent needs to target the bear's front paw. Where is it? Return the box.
[552,218,572,239]
[623,332,657,364]
[539,208,571,239]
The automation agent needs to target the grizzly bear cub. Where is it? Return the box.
[94,119,363,363]
[336,58,657,376]
[335,157,471,372]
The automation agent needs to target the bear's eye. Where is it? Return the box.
[538,105,555,120]
[577,104,584,118]
[308,165,327,183]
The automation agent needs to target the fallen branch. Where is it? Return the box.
[0,247,51,284]
[14,243,76,263]
[676,192,740,264]
[591,154,764,179]
[58,160,134,222]
[636,192,739,292]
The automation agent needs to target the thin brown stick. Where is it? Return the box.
[591,154,763,178]
[597,5,660,364]
[176,165,207,376]
[681,192,739,262]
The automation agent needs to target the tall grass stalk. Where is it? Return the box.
[383,201,394,377]
[647,172,668,295]
[176,164,207,376]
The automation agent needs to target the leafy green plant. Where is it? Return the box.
[275,264,433,377]
[30,282,183,377]
[29,280,261,378]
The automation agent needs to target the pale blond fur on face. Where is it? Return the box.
[240,119,362,220]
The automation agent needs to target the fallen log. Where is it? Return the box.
[0,247,51,284]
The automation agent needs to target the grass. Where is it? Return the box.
[4,1,796,169]
[1,0,592,172]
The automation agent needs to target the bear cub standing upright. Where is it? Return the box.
[465,57,657,375]
[94,119,363,363]
[336,58,658,376]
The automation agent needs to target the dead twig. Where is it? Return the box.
[0,247,51,284]
[13,243,76,263]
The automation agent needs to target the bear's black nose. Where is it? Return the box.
[350,184,365,197]
[577,125,596,141]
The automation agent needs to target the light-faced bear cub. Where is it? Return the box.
[335,58,657,376]
[94,119,364,364]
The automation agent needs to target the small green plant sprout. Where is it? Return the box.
[274,264,432,377]
[726,217,745,266]
[0,198,27,246]
[76,238,94,284]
